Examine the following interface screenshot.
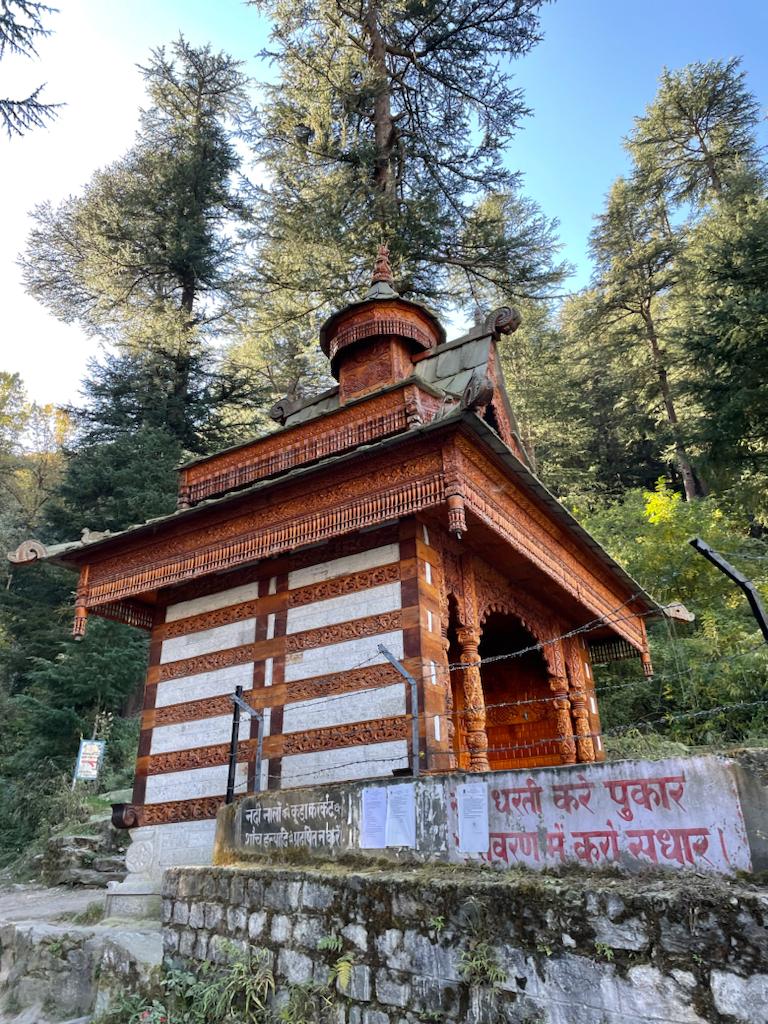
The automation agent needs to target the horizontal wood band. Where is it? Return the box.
[148,606,416,685]
[146,661,406,729]
[185,407,409,504]
[140,715,408,776]
[87,474,444,607]
[153,561,401,641]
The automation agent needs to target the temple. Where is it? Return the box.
[9,247,657,884]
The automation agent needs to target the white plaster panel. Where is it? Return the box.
[154,662,254,708]
[286,582,401,635]
[144,763,247,804]
[282,683,405,734]
[288,543,400,590]
[160,618,256,664]
[154,819,218,868]
[280,739,409,787]
[149,714,249,755]
[284,629,403,682]
[165,582,261,622]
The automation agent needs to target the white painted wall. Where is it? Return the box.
[165,581,261,622]
[281,739,409,787]
[288,543,399,590]
[160,618,256,664]
[282,683,406,734]
[286,582,401,635]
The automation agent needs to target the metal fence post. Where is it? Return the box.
[378,644,420,777]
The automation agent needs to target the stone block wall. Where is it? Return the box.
[162,863,768,1024]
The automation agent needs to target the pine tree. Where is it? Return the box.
[676,192,768,512]
[21,37,256,454]
[245,0,565,325]
[627,58,764,208]
[582,177,704,501]
[0,0,60,138]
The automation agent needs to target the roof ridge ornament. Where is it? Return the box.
[365,243,399,300]
[371,243,394,285]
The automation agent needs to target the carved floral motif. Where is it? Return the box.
[285,610,403,654]
[278,715,407,756]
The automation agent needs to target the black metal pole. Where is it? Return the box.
[225,684,243,804]
[254,710,264,793]
[378,644,420,777]
[689,537,768,643]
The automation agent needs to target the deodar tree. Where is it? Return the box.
[21,37,257,455]
[247,0,565,316]
[627,58,763,207]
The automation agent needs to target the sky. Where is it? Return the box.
[1,0,767,407]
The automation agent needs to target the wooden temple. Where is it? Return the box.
[10,246,656,881]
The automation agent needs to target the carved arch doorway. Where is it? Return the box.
[477,611,552,770]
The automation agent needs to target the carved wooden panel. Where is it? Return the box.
[140,796,224,826]
[455,437,646,650]
[149,662,402,728]
[285,610,403,654]
[288,563,400,608]
[84,447,444,608]
[275,716,408,757]
[180,387,420,504]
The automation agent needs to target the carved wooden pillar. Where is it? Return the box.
[564,637,595,763]
[457,625,490,772]
[568,687,595,763]
[72,565,89,640]
[549,673,577,765]
[442,442,467,540]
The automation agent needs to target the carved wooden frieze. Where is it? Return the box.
[288,563,400,608]
[180,387,424,505]
[150,662,403,729]
[83,447,444,609]
[140,796,225,827]
[454,437,646,650]
[277,715,408,757]
[285,610,403,654]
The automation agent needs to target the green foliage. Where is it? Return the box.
[675,192,768,511]
[45,427,181,539]
[627,58,764,207]
[317,934,343,953]
[594,942,615,962]
[277,982,333,1023]
[21,38,260,455]
[328,950,356,992]
[580,482,768,745]
[246,0,565,333]
[458,941,506,987]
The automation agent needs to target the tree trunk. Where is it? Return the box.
[641,305,704,500]
[365,1,397,205]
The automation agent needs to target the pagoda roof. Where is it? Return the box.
[9,404,658,616]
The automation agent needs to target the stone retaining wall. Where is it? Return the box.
[162,863,768,1024]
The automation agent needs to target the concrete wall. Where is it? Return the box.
[217,754,765,877]
[162,863,768,1024]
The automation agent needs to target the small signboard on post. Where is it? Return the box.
[73,739,105,784]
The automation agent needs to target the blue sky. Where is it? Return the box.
[2,0,766,404]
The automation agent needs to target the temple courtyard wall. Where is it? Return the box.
[161,862,768,1024]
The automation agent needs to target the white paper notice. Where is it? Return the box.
[360,787,387,848]
[385,783,416,847]
[457,781,490,853]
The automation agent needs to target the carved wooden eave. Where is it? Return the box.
[177,378,446,508]
[12,408,658,655]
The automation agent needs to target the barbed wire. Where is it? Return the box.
[441,593,651,672]
[222,630,767,737]
[221,691,768,788]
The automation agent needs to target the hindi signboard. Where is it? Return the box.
[74,739,105,782]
